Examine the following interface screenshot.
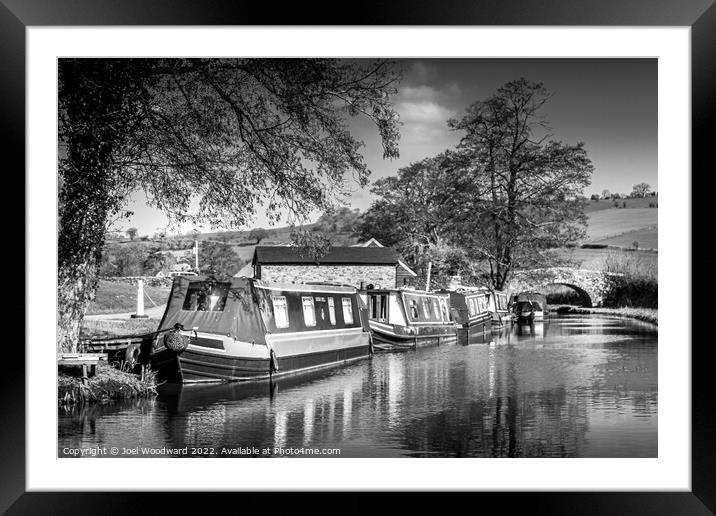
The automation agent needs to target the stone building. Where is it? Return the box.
[247,245,417,289]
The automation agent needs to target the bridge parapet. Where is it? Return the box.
[509,267,620,307]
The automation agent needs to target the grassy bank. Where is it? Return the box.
[81,317,159,339]
[87,279,171,315]
[554,305,658,325]
[58,362,158,406]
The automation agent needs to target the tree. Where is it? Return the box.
[590,194,600,201]
[313,206,363,244]
[602,189,611,199]
[58,58,401,351]
[359,153,468,283]
[143,248,176,276]
[125,227,138,240]
[248,227,269,244]
[447,78,594,289]
[631,182,652,198]
[199,241,240,278]
[112,244,147,276]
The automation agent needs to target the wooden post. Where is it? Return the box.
[425,261,432,292]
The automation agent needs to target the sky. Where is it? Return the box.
[118,58,657,237]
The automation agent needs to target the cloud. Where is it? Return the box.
[409,61,436,83]
[394,84,460,143]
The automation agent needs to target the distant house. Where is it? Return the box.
[249,245,417,289]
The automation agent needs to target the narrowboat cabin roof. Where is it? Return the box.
[513,291,547,303]
[158,276,366,345]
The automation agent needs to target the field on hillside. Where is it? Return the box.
[593,227,658,249]
[555,247,658,272]
[87,280,172,315]
[584,196,658,213]
[586,208,657,243]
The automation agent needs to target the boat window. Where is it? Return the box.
[477,296,488,313]
[342,297,354,324]
[302,296,316,327]
[370,295,378,319]
[421,298,432,319]
[498,295,507,310]
[379,295,387,320]
[409,299,419,320]
[182,283,229,311]
[327,297,336,325]
[271,295,289,328]
[432,298,441,319]
[440,299,449,321]
[467,298,476,316]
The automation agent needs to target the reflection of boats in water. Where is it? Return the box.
[515,320,547,338]
[150,276,371,383]
[156,365,367,451]
[359,288,457,351]
[512,292,546,323]
[158,364,358,412]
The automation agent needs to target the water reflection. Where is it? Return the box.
[59,315,657,458]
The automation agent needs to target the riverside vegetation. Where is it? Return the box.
[58,362,159,406]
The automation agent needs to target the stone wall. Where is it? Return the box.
[509,267,621,307]
[259,264,397,289]
[99,276,173,288]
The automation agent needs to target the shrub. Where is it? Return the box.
[602,251,657,308]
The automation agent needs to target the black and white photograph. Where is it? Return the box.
[55,56,660,460]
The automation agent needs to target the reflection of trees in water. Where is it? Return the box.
[397,354,591,457]
[58,398,172,456]
[59,319,657,457]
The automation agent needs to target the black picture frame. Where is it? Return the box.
[6,0,713,513]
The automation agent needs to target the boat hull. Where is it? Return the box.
[516,311,545,323]
[369,321,457,351]
[490,311,513,327]
[151,329,371,383]
[456,314,492,344]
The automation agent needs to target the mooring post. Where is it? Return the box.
[131,279,149,319]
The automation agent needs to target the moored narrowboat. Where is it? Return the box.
[150,276,371,383]
[512,291,547,322]
[437,288,492,342]
[359,288,457,350]
[486,289,513,326]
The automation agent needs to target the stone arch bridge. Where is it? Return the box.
[508,267,619,307]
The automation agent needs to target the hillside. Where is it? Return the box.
[583,195,658,213]
[583,196,658,250]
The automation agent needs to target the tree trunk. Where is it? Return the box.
[57,157,112,352]
[57,59,131,352]
[57,254,103,353]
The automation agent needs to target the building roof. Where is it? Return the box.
[253,245,401,265]
[233,263,254,278]
[351,237,384,248]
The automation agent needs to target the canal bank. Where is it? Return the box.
[553,305,658,325]
[58,363,158,406]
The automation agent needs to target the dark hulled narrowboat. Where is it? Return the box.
[359,288,457,351]
[150,276,371,383]
[438,288,492,342]
[512,291,547,322]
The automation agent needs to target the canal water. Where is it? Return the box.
[58,315,657,458]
